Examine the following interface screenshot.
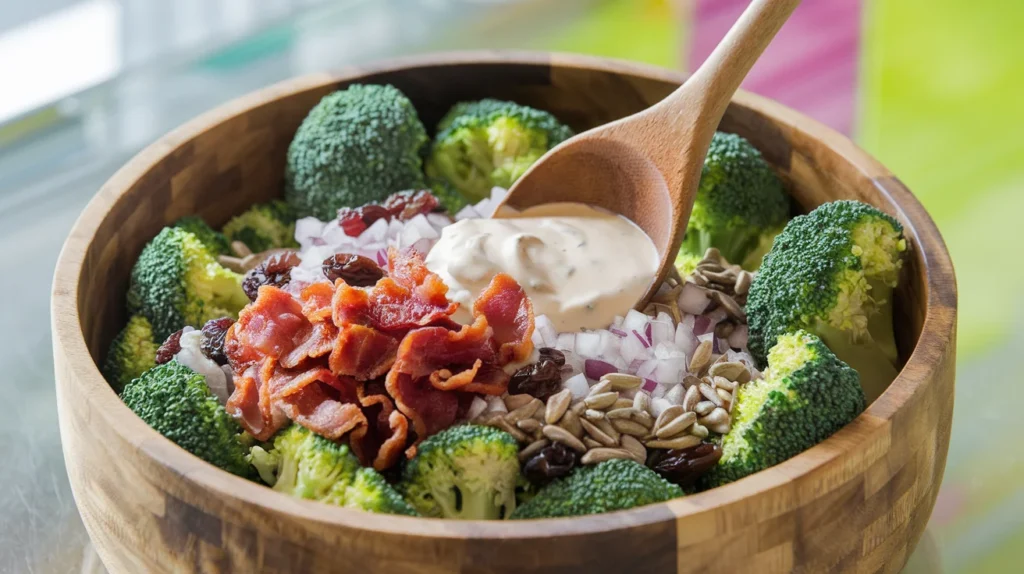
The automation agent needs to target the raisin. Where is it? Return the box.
[523,442,577,485]
[242,251,301,301]
[649,442,723,488]
[200,317,234,365]
[537,347,565,367]
[508,357,562,401]
[322,253,385,287]
[382,189,440,220]
[337,204,390,237]
[155,329,184,364]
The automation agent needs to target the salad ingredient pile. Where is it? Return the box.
[104,82,908,520]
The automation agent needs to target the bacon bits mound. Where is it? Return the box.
[224,247,533,470]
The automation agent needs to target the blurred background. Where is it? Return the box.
[0,0,1020,572]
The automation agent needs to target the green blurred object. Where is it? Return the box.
[543,0,681,68]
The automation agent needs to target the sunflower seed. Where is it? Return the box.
[506,399,543,424]
[709,362,747,382]
[588,380,613,396]
[716,388,733,406]
[664,384,686,405]
[653,405,685,432]
[231,241,254,257]
[584,409,606,422]
[708,422,732,435]
[518,438,550,461]
[496,418,530,443]
[612,398,635,410]
[606,407,638,420]
[583,437,603,449]
[655,411,697,438]
[716,292,746,321]
[601,372,643,391]
[504,394,535,411]
[690,423,709,438]
[571,401,588,415]
[594,417,622,443]
[702,270,734,285]
[620,434,647,461]
[696,262,724,274]
[632,391,651,413]
[699,407,729,426]
[532,407,546,421]
[581,448,633,465]
[646,435,702,450]
[690,340,713,373]
[585,392,619,410]
[545,389,572,424]
[558,408,585,438]
[715,322,735,338]
[580,419,617,447]
[734,271,752,295]
[694,401,716,416]
[702,247,721,262]
[517,418,541,433]
[217,255,245,273]
[611,418,649,437]
[542,425,587,452]
[714,378,738,392]
[632,410,655,428]
[699,383,723,406]
[735,368,752,384]
[687,272,709,287]
[682,385,701,412]
[473,412,502,426]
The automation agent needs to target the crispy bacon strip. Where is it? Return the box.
[328,325,399,380]
[473,273,535,364]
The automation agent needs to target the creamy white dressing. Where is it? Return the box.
[425,202,659,332]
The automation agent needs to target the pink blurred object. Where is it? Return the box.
[688,0,861,135]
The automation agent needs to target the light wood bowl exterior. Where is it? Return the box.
[51,52,957,574]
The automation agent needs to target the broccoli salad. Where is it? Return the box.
[105,82,908,520]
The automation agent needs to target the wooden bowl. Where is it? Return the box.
[51,52,957,574]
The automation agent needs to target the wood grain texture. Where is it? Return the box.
[50,52,957,574]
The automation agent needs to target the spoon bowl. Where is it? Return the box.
[497,0,803,305]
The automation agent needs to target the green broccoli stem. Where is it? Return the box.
[866,279,900,365]
[815,323,899,404]
[681,226,759,265]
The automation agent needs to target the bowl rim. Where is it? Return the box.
[51,50,957,539]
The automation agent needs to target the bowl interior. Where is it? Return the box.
[76,57,924,403]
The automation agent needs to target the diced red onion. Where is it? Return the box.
[584,359,618,381]
[678,282,711,314]
[642,378,658,392]
[563,373,590,399]
[609,327,627,337]
[728,324,749,350]
[693,315,712,335]
[632,330,650,348]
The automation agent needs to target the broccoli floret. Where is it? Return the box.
[285,84,428,220]
[702,330,865,487]
[739,223,785,271]
[400,424,520,520]
[429,178,473,215]
[255,425,416,516]
[678,132,790,264]
[173,216,230,255]
[121,360,251,477]
[102,314,158,393]
[425,99,573,204]
[745,200,907,402]
[222,200,298,252]
[127,227,249,341]
[510,458,683,519]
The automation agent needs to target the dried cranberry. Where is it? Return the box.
[337,204,390,237]
[508,357,562,401]
[322,253,385,287]
[155,329,184,364]
[242,251,301,301]
[649,442,723,488]
[200,317,234,365]
[382,189,440,220]
[538,347,566,367]
[523,442,577,485]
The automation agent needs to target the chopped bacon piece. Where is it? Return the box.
[329,325,399,380]
[473,273,535,364]
[224,247,537,468]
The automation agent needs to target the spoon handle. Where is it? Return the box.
[684,0,802,122]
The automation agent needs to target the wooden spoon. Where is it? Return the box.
[495,0,802,307]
